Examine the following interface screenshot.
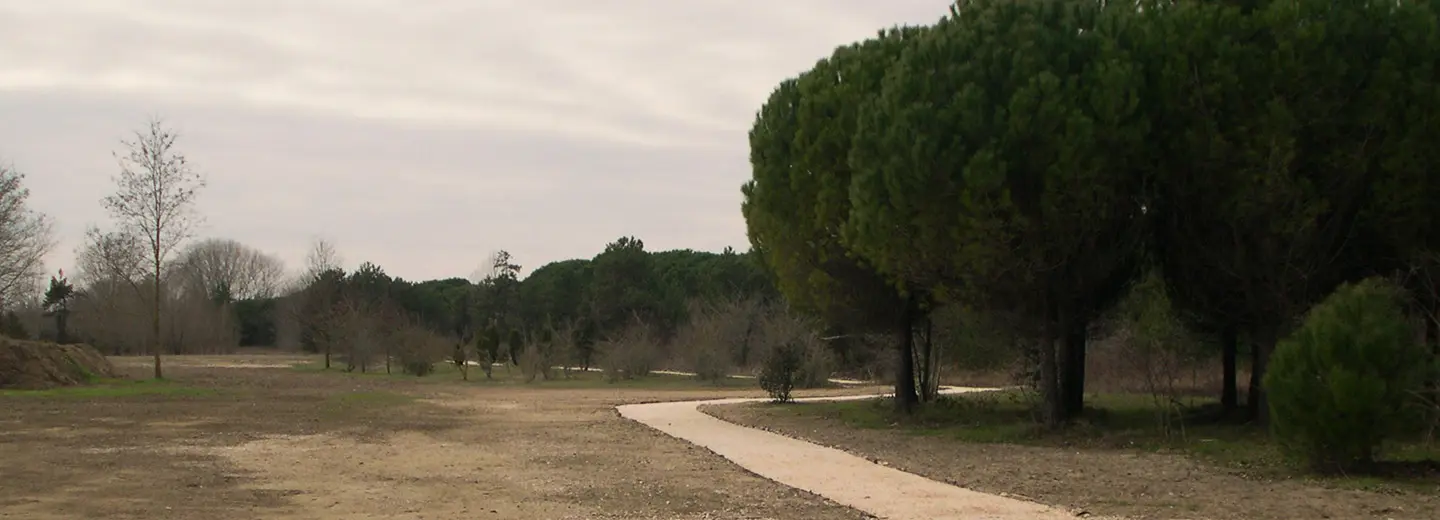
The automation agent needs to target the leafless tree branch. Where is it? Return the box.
[0,162,56,309]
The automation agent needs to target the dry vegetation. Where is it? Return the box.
[0,355,875,520]
[0,339,116,389]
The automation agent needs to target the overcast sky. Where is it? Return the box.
[1,0,949,283]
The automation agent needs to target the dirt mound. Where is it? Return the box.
[0,339,118,389]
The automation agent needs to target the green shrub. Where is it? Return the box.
[759,341,803,402]
[1265,277,1428,473]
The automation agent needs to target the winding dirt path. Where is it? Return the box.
[617,388,1089,520]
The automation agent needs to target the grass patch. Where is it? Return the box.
[317,390,418,420]
[0,378,217,399]
[766,390,1440,488]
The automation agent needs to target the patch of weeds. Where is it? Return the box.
[318,390,417,422]
[0,378,217,399]
[65,356,99,383]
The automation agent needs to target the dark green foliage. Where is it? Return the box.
[845,0,1152,426]
[1142,0,1440,424]
[759,341,804,403]
[1265,278,1429,473]
[347,262,393,303]
[587,237,672,337]
[742,28,932,413]
[475,323,502,378]
[42,271,75,344]
[391,277,473,334]
[518,259,592,328]
[299,267,346,355]
[505,328,523,365]
[234,298,276,346]
[515,247,773,349]
[652,247,774,305]
[1141,0,1275,414]
[268,241,773,373]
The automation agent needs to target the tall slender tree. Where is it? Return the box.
[101,118,206,379]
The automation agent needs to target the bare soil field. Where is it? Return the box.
[705,398,1440,520]
[0,354,882,520]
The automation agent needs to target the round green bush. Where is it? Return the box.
[1264,278,1428,473]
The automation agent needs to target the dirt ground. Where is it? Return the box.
[0,355,880,520]
[704,403,1440,520]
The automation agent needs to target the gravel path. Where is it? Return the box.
[617,388,1087,520]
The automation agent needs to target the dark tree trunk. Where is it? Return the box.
[894,298,920,414]
[1060,321,1087,419]
[1247,331,1275,426]
[1246,342,1259,419]
[915,314,937,402]
[1431,314,1438,355]
[54,312,69,345]
[924,314,938,401]
[1221,324,1239,411]
[152,270,163,380]
[1040,320,1063,429]
[1426,315,1438,393]
[1040,299,1064,429]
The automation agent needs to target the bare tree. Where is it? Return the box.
[336,294,399,374]
[0,163,55,309]
[76,228,149,289]
[305,237,342,281]
[289,237,346,366]
[675,297,764,382]
[599,314,659,382]
[756,305,834,389]
[70,226,236,355]
[100,118,206,379]
[162,280,238,354]
[175,238,285,301]
[71,231,142,353]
